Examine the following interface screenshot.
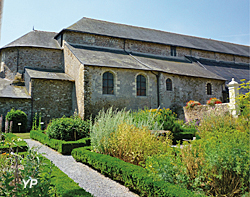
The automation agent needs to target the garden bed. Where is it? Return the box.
[30,130,90,155]
[72,147,204,197]
[0,133,28,153]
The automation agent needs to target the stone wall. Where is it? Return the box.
[0,97,32,130]
[64,32,124,50]
[62,31,250,64]
[159,73,224,118]
[183,103,230,122]
[31,78,74,123]
[1,47,64,80]
[84,66,158,118]
[63,44,85,118]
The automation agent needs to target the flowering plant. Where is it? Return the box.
[186,100,201,109]
[207,97,222,106]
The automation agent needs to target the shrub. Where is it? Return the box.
[206,97,222,106]
[146,112,250,196]
[6,109,27,133]
[46,116,90,141]
[90,107,162,154]
[30,129,90,155]
[72,147,202,197]
[143,108,196,143]
[185,100,201,109]
[106,123,171,166]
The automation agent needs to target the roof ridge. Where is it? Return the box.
[70,17,250,48]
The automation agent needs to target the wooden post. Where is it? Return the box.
[5,119,8,133]
[9,121,13,133]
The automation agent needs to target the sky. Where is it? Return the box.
[1,0,249,47]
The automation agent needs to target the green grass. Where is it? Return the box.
[12,132,30,139]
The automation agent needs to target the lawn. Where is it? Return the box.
[12,132,30,139]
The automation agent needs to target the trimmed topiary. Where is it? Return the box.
[6,108,27,133]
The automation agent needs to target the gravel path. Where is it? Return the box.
[24,139,139,197]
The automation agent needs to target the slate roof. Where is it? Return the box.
[2,30,61,50]
[25,68,74,81]
[62,17,249,57]
[66,43,226,81]
[187,57,250,84]
[0,78,30,98]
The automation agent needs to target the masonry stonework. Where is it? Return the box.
[0,97,32,130]
[64,44,85,118]
[64,32,124,50]
[159,73,224,118]
[1,47,63,80]
[31,78,74,122]
[84,66,158,118]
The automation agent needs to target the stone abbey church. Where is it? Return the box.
[0,17,249,127]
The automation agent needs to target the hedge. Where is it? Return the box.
[72,147,205,197]
[30,130,90,155]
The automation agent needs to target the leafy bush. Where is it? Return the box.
[136,108,196,143]
[46,116,90,141]
[146,112,250,196]
[0,148,92,196]
[30,129,90,155]
[72,147,202,197]
[106,123,171,166]
[6,108,27,133]
[237,79,250,122]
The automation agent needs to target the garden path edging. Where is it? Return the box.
[24,139,139,197]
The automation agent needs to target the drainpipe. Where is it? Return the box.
[151,71,160,108]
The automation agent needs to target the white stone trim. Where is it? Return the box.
[101,69,118,95]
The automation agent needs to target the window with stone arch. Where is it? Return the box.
[103,71,114,94]
[166,78,172,91]
[207,83,212,95]
[136,74,146,96]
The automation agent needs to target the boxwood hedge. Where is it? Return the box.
[72,147,205,197]
[30,130,90,155]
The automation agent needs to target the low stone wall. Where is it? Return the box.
[183,103,230,122]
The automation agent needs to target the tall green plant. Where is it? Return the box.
[90,107,163,154]
[146,112,250,196]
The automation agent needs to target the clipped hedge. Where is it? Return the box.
[72,147,205,197]
[30,130,90,155]
[40,156,93,196]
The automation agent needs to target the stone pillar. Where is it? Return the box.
[227,78,239,116]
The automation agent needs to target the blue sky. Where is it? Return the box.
[1,0,249,47]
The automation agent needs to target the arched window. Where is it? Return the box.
[166,78,172,91]
[103,72,114,94]
[207,83,212,95]
[137,75,146,96]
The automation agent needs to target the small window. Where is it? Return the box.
[137,75,146,96]
[207,83,212,95]
[166,78,172,91]
[103,72,114,94]
[171,46,176,56]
